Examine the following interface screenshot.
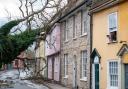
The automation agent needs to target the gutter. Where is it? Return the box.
[89,0,124,14]
[89,12,93,89]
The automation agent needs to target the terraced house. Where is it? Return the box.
[90,0,128,89]
[59,0,91,89]
[45,23,61,82]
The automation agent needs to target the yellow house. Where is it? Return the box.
[39,39,47,78]
[35,32,47,78]
[90,0,128,89]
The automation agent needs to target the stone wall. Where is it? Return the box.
[60,6,91,89]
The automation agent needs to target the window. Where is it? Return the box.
[64,21,66,41]
[108,61,118,87]
[15,60,19,66]
[73,16,76,38]
[64,54,68,77]
[108,12,117,42]
[81,11,87,35]
[81,50,87,79]
[83,20,87,33]
[64,21,69,41]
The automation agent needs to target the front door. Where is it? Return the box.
[125,64,128,89]
[92,56,100,89]
[73,55,77,89]
[52,57,55,80]
[95,64,99,89]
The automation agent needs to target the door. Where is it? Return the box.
[125,64,128,89]
[73,55,77,89]
[52,57,55,80]
[48,58,52,79]
[92,56,100,89]
[95,64,99,89]
[54,56,60,81]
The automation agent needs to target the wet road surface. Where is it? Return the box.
[0,70,49,89]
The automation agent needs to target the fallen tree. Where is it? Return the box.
[0,0,68,68]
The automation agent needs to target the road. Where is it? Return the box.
[0,70,49,89]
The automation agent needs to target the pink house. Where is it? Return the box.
[45,23,60,82]
[13,52,25,69]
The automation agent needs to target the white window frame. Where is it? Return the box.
[73,16,76,38]
[64,20,69,42]
[64,54,68,78]
[81,11,88,36]
[83,20,87,34]
[65,20,69,41]
[64,21,66,41]
[81,50,87,80]
[107,60,119,89]
[108,12,117,32]
[107,12,118,42]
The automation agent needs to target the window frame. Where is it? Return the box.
[107,60,119,89]
[15,60,19,66]
[64,20,69,42]
[73,16,76,38]
[107,12,118,42]
[81,50,87,80]
[64,54,68,78]
[81,11,88,36]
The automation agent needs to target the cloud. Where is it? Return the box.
[0,0,20,18]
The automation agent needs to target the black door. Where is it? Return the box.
[95,64,99,89]
[52,57,55,80]
[125,64,128,89]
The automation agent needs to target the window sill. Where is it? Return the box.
[73,37,77,40]
[80,33,87,37]
[107,41,118,44]
[64,40,69,43]
[80,77,87,82]
[63,75,68,79]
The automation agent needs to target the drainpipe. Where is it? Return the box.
[89,11,93,89]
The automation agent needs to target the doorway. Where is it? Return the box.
[73,55,77,89]
[92,56,99,89]
[125,64,128,89]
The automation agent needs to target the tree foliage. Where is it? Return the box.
[0,20,42,68]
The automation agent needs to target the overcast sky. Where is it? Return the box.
[0,0,67,26]
[0,0,21,26]
[0,0,20,18]
[0,0,43,26]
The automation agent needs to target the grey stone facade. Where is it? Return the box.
[60,1,91,89]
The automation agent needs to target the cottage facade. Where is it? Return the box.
[60,1,91,89]
[90,0,128,89]
[45,23,61,82]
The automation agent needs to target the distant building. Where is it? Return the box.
[13,52,25,69]
[13,50,35,69]
[25,50,35,69]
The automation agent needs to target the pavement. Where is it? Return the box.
[0,70,49,89]
[44,82,71,89]
[0,70,71,89]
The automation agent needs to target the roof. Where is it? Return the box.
[117,44,128,56]
[90,48,101,59]
[58,0,91,22]
[90,0,125,14]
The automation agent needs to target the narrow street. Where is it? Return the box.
[0,70,49,89]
